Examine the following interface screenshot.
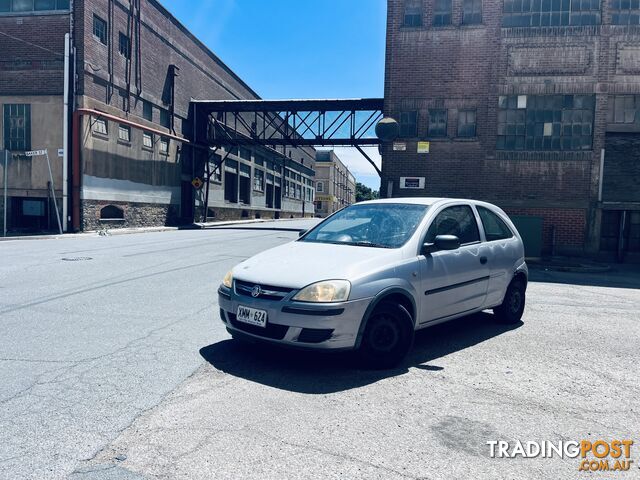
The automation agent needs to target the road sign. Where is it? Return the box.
[25,149,47,157]
[192,177,204,189]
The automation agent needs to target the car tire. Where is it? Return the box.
[358,302,414,369]
[494,278,526,324]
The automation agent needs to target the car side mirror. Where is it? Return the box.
[435,235,461,251]
[298,229,308,238]
[422,235,461,254]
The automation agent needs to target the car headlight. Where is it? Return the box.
[222,270,233,288]
[292,280,351,303]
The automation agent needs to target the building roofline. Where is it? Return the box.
[152,0,261,100]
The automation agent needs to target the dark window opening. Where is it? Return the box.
[92,15,107,45]
[118,32,131,59]
[462,0,482,24]
[497,94,594,151]
[428,109,447,137]
[399,111,418,138]
[100,205,124,220]
[159,109,170,128]
[457,109,477,137]
[142,101,153,121]
[239,163,251,204]
[403,0,423,26]
[433,0,452,25]
[224,161,238,203]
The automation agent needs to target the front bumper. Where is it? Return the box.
[218,285,372,350]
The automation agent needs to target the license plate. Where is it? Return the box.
[236,305,268,328]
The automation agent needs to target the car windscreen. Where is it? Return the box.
[301,203,429,249]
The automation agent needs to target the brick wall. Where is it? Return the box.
[603,133,640,203]
[383,0,640,254]
[505,207,587,251]
[0,13,69,95]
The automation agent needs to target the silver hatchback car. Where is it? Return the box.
[218,198,528,368]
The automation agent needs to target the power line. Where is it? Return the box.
[0,31,64,57]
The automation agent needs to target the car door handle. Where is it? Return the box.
[480,256,488,265]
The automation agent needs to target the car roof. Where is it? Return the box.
[357,197,483,207]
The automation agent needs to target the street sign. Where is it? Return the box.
[400,177,425,189]
[25,149,47,157]
[417,142,430,154]
[58,148,64,157]
[192,177,204,189]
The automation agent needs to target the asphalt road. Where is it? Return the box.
[0,220,315,480]
[1,222,639,480]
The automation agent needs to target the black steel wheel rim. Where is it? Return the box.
[369,315,401,352]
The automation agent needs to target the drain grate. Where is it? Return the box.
[61,257,93,262]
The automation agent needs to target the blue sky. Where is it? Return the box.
[160,0,386,190]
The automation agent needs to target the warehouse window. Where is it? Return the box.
[224,160,238,203]
[92,15,107,45]
[611,0,640,24]
[317,181,324,193]
[239,147,252,161]
[457,110,477,137]
[239,163,251,204]
[142,132,153,149]
[0,0,69,13]
[462,0,482,24]
[142,101,152,121]
[254,168,264,192]
[159,137,169,154]
[159,109,170,128]
[399,111,418,138]
[433,0,452,25]
[497,94,595,151]
[118,124,130,142]
[403,0,422,26]
[118,32,131,59]
[428,109,447,137]
[608,95,640,124]
[93,117,108,136]
[3,104,31,151]
[502,0,601,27]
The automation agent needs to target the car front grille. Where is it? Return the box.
[228,313,289,340]
[234,279,294,301]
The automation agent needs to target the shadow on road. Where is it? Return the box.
[529,265,640,290]
[199,312,521,394]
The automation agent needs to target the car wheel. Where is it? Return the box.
[358,302,414,369]
[494,279,526,324]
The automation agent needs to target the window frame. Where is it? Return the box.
[159,136,169,155]
[117,124,131,143]
[92,14,107,46]
[477,206,514,242]
[118,31,131,59]
[423,204,482,249]
[462,0,483,25]
[457,109,477,138]
[92,117,108,137]
[433,0,452,26]
[403,0,423,27]
[3,104,31,151]
[428,109,448,138]
[399,111,419,138]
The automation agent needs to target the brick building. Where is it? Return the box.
[0,0,315,234]
[314,150,356,216]
[383,0,640,261]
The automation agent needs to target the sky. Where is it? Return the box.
[160,0,387,190]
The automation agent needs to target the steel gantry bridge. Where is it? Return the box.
[189,98,390,220]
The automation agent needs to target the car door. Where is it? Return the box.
[476,205,519,307]
[418,204,491,325]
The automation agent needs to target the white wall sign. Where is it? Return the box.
[393,142,407,151]
[25,149,47,157]
[400,177,425,189]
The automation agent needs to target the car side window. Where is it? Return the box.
[477,207,514,242]
[425,205,480,245]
